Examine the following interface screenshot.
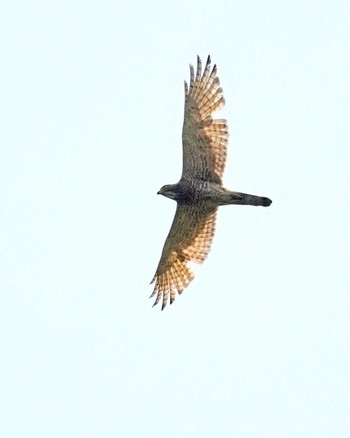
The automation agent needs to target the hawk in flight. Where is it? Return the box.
[150,55,272,310]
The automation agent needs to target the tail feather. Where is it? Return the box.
[224,190,272,207]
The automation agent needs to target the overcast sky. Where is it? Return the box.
[1,0,349,437]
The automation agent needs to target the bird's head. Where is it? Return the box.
[157,184,178,200]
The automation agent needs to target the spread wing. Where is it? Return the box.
[150,205,217,310]
[182,55,229,184]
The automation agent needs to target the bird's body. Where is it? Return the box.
[150,56,272,310]
[159,179,222,206]
[159,179,271,207]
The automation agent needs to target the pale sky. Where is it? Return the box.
[1,0,349,437]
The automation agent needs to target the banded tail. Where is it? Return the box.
[222,190,272,207]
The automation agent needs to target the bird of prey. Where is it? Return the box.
[150,55,272,310]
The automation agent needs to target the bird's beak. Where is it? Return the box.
[157,190,160,195]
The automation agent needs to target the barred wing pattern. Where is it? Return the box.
[150,206,217,310]
[151,56,227,310]
[182,55,229,182]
